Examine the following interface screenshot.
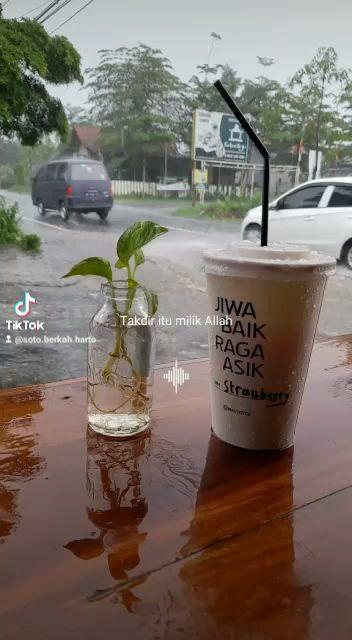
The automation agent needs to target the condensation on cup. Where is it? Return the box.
[203,243,336,450]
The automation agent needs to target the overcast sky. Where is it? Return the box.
[6,0,352,107]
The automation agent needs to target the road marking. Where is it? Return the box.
[22,216,199,236]
[22,216,78,233]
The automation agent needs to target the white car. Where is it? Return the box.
[241,177,352,269]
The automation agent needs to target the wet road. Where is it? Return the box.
[0,191,351,388]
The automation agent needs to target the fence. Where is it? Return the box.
[206,166,297,199]
[111,180,157,197]
[111,167,297,199]
[208,185,238,197]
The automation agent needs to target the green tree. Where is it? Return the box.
[0,7,82,145]
[234,62,292,162]
[256,56,274,84]
[86,45,186,180]
[0,163,15,188]
[18,137,59,182]
[0,137,19,167]
[289,47,350,177]
[183,63,242,153]
[14,163,25,186]
[189,63,241,114]
[240,77,285,134]
[188,60,291,159]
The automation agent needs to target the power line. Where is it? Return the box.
[21,0,56,18]
[50,0,95,34]
[35,0,64,22]
[39,0,75,24]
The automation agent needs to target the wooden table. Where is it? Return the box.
[1,336,352,640]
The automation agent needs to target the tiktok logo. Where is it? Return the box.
[14,292,36,317]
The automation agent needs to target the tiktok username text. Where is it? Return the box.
[4,318,96,345]
[12,335,96,345]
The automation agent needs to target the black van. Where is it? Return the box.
[32,158,114,221]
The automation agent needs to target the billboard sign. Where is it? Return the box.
[194,109,249,163]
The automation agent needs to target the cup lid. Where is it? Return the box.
[203,242,336,277]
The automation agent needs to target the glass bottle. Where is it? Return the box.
[88,281,155,438]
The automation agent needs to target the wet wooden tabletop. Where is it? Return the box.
[1,336,352,640]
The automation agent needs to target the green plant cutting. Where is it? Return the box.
[63,221,168,404]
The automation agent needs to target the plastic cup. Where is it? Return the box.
[203,243,336,450]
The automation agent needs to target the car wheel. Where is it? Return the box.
[59,204,70,222]
[37,200,46,216]
[97,209,109,220]
[342,240,352,270]
[243,223,261,243]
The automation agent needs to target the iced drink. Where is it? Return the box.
[203,243,336,450]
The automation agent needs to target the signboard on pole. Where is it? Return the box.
[193,109,249,163]
[193,168,208,186]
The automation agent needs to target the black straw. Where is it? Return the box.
[214,80,270,247]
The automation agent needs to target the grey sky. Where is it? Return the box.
[6,0,352,107]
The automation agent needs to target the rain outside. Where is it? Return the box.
[1,1,352,387]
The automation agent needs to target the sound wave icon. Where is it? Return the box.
[163,359,190,394]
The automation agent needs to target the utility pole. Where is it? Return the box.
[121,125,127,151]
[164,145,168,184]
[118,125,127,180]
[295,138,304,185]
[191,111,197,206]
[312,73,326,179]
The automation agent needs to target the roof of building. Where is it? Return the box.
[71,124,101,154]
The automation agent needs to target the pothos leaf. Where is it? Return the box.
[116,221,168,263]
[62,257,112,281]
[137,283,158,317]
[134,248,145,267]
[115,258,128,269]
[149,291,158,316]
[126,278,138,311]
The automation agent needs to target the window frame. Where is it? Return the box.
[71,162,108,181]
[45,163,58,181]
[56,163,68,180]
[278,184,328,211]
[326,183,352,208]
